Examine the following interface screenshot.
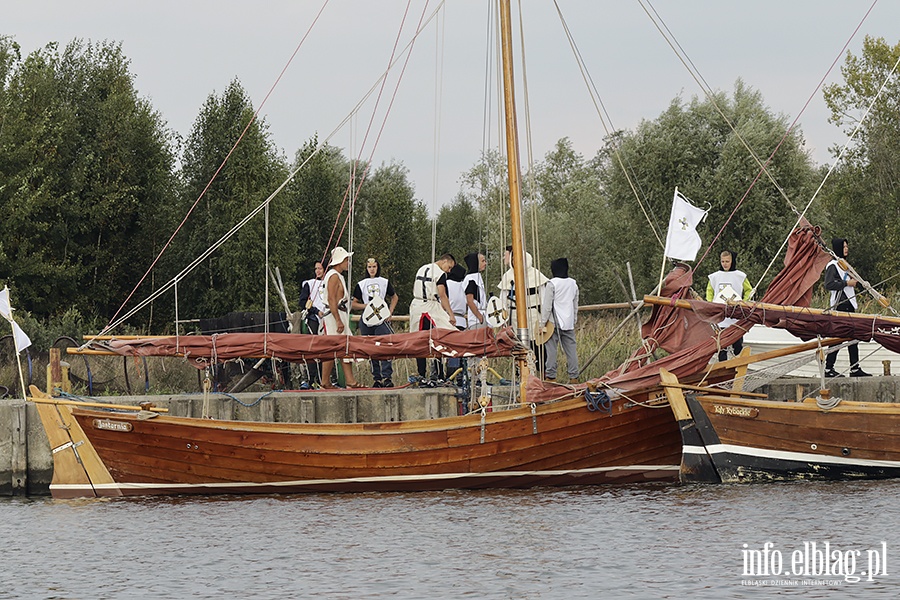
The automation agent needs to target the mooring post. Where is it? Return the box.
[61,359,71,394]
[10,401,27,495]
[47,348,62,396]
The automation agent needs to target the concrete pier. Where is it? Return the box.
[3,376,898,496]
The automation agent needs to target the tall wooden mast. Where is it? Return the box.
[498,0,530,400]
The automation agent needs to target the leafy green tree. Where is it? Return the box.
[282,136,352,298]
[172,79,290,318]
[822,36,900,282]
[0,38,178,319]
[454,150,522,289]
[434,196,482,267]
[532,139,609,303]
[351,162,429,308]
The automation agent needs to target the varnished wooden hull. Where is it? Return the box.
[678,393,900,483]
[37,393,681,498]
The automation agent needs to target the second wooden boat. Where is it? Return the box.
[660,367,900,483]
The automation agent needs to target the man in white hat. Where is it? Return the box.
[320,246,361,388]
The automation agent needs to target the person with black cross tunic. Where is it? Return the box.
[409,253,456,380]
[351,257,399,388]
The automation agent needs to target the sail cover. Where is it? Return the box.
[599,220,832,391]
[100,326,523,368]
[687,300,900,354]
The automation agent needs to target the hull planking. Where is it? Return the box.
[37,393,681,498]
[682,393,900,483]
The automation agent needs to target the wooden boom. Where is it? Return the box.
[643,295,900,325]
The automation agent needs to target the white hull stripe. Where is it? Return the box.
[51,465,679,493]
[682,445,710,456]
[704,443,900,469]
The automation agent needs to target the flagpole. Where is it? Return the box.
[0,287,31,399]
[11,322,27,400]
[657,252,668,296]
[657,186,679,294]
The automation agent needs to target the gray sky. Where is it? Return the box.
[5,1,899,212]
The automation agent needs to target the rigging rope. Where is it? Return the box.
[428,4,446,366]
[105,0,332,332]
[94,2,448,341]
[493,3,508,279]
[517,0,542,315]
[347,116,357,353]
[755,52,900,301]
[642,0,802,218]
[552,0,664,249]
[479,1,495,257]
[637,0,878,275]
[332,0,420,261]
[430,3,444,267]
[264,198,270,355]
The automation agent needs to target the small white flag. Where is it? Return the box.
[0,287,31,353]
[0,287,11,321]
[11,322,31,353]
[663,189,707,261]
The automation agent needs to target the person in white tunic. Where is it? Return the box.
[298,260,326,385]
[539,258,579,383]
[498,247,548,326]
[409,253,456,379]
[822,238,870,377]
[299,261,327,335]
[705,249,753,362]
[499,246,549,376]
[320,246,361,388]
[445,263,469,384]
[446,264,468,331]
[351,257,399,387]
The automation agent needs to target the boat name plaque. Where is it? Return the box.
[712,404,758,419]
[93,419,133,432]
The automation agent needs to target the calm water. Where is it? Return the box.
[1,480,898,599]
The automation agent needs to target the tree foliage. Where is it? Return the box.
[2,31,888,343]
[449,150,520,289]
[283,137,351,300]
[171,79,290,319]
[531,139,610,303]
[822,36,900,282]
[596,81,819,298]
[350,162,430,308]
[0,38,177,318]
[434,196,482,267]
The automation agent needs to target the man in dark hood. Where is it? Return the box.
[539,257,580,383]
[822,238,870,377]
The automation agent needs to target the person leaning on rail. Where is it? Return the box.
[822,238,871,377]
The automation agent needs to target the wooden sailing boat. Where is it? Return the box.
[661,367,900,483]
[28,3,830,499]
[656,297,900,483]
[27,2,682,498]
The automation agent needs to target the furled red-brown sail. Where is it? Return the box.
[99,326,523,368]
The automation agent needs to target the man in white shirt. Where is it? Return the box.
[540,258,579,383]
